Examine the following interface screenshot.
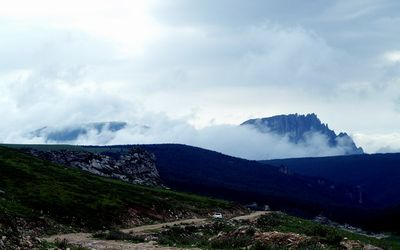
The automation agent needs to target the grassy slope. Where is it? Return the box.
[0,146,233,229]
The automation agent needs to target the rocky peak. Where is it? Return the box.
[22,147,161,186]
[241,113,363,155]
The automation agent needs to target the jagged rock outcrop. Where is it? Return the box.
[241,113,363,155]
[22,147,161,186]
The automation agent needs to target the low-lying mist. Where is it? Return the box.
[10,118,357,160]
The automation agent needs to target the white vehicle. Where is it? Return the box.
[212,212,223,219]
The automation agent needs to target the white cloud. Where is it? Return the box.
[1,0,400,155]
[353,132,400,154]
[384,51,400,63]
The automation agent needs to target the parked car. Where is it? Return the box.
[212,212,223,219]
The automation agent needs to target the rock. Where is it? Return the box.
[363,245,383,250]
[22,147,162,186]
[241,113,364,155]
[253,231,312,248]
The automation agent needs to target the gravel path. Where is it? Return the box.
[43,212,268,250]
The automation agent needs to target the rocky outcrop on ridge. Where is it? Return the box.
[22,147,161,186]
[241,113,364,155]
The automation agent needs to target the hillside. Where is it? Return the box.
[4,144,366,214]
[137,144,363,207]
[4,144,399,232]
[261,153,400,206]
[0,146,241,248]
[37,144,376,225]
[22,147,162,186]
[262,153,400,232]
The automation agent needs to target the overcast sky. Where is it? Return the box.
[1,0,400,154]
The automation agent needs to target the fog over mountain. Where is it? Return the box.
[242,113,363,155]
[1,1,400,154]
[24,114,362,160]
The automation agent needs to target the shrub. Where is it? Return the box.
[257,213,284,230]
[92,230,145,243]
[209,235,253,249]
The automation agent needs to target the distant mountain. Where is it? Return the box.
[30,121,127,142]
[241,113,363,155]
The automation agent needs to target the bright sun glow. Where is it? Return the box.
[0,0,161,57]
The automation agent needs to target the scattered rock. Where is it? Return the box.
[253,231,312,249]
[363,244,383,250]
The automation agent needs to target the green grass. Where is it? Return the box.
[0,146,232,229]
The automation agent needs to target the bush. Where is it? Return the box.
[257,213,284,230]
[304,224,330,237]
[209,235,253,249]
[324,231,343,246]
[250,241,289,250]
[158,226,204,246]
[211,220,235,233]
[52,238,89,250]
[92,230,145,243]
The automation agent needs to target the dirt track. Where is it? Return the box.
[43,212,268,250]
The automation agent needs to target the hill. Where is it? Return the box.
[41,144,375,225]
[85,144,400,232]
[261,153,400,206]
[262,153,400,232]
[0,146,241,248]
[3,143,398,232]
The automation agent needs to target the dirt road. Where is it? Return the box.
[43,212,268,250]
[231,211,269,221]
[121,218,206,234]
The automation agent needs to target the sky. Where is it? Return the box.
[1,0,400,158]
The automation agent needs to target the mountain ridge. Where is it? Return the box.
[241,113,364,155]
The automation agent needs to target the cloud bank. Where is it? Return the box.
[10,117,358,160]
[1,0,400,155]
